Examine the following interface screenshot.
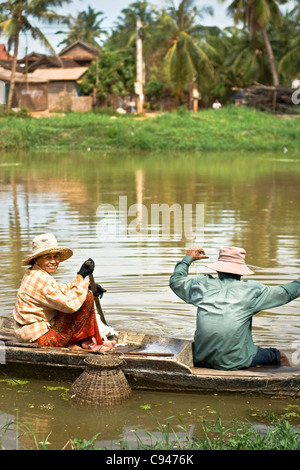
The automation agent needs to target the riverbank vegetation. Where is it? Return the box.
[0,105,299,152]
[1,377,299,450]
[80,0,300,108]
[1,1,300,112]
[2,414,300,450]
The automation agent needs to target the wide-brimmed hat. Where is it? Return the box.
[206,246,254,276]
[22,233,73,266]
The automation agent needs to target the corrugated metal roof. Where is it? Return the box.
[0,66,46,83]
[30,67,88,81]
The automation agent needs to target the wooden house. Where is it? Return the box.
[1,41,99,111]
[0,44,13,69]
[0,66,47,110]
[58,40,100,68]
[29,66,91,111]
[18,40,99,72]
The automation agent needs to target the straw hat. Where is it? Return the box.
[22,233,73,266]
[206,246,254,276]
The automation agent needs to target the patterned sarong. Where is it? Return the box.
[35,291,102,347]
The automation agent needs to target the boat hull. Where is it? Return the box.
[1,317,300,397]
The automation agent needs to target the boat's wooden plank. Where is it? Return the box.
[0,328,16,342]
[191,367,264,377]
[112,351,174,357]
[123,367,300,397]
[0,317,15,329]
[190,366,300,379]
[2,346,300,397]
[2,343,192,373]
[3,340,175,357]
[2,317,300,397]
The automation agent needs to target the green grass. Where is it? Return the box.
[130,418,300,451]
[2,415,300,450]
[0,105,299,151]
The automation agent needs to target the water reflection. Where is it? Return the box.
[0,150,300,349]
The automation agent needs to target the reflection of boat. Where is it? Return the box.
[1,316,300,397]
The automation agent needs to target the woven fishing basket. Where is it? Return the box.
[69,355,132,407]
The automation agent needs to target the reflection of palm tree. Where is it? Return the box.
[10,171,24,274]
[135,169,144,234]
[0,0,70,108]
[159,0,215,102]
[10,172,20,235]
[220,0,284,86]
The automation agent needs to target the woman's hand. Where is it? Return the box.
[89,283,106,298]
[77,258,95,278]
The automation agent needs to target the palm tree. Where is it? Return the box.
[109,0,157,47]
[57,6,107,48]
[278,5,300,82]
[220,0,288,86]
[106,1,159,101]
[223,26,273,84]
[107,0,159,67]
[158,0,215,103]
[0,0,70,108]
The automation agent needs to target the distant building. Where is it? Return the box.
[0,44,13,65]
[58,41,100,68]
[0,80,6,105]
[29,66,90,111]
[0,45,13,103]
[1,40,99,111]
[18,40,100,72]
[0,66,47,109]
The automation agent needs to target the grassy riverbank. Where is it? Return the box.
[2,415,300,450]
[0,106,299,152]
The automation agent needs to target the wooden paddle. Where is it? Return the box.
[84,260,107,325]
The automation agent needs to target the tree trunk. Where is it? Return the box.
[7,30,19,109]
[261,27,279,87]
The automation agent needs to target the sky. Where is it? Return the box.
[10,0,296,57]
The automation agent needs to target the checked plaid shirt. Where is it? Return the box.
[13,266,89,342]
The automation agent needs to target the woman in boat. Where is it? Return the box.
[170,246,300,370]
[13,233,115,352]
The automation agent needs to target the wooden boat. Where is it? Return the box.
[1,316,300,397]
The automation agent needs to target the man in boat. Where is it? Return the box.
[170,246,300,370]
[13,233,115,351]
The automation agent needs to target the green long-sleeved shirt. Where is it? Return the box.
[170,256,300,370]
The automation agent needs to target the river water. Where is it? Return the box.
[0,149,300,449]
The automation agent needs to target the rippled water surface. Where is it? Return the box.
[1,150,300,346]
[0,149,300,448]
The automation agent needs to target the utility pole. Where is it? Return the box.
[192,78,199,113]
[135,18,144,114]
